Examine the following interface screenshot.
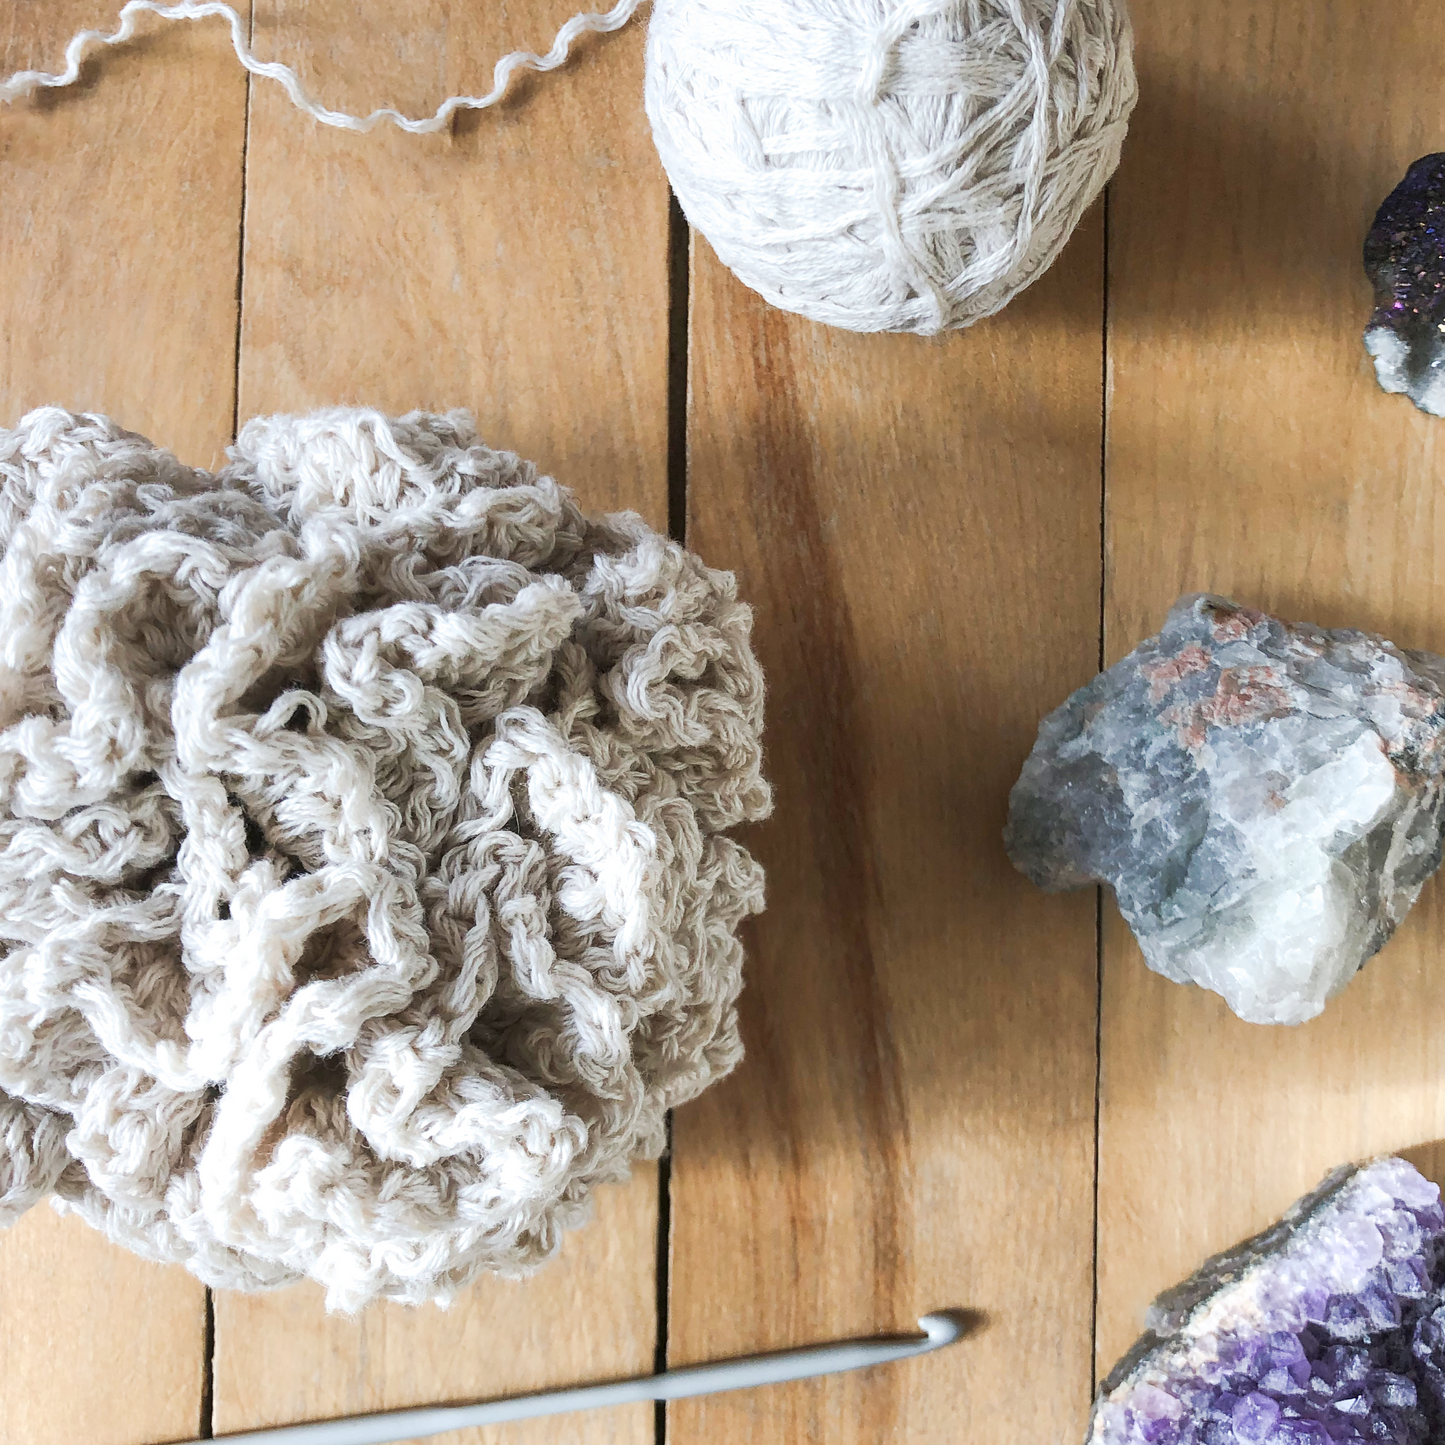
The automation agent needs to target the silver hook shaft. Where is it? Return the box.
[174,1309,971,1445]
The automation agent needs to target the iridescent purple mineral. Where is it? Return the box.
[1089,1157,1445,1445]
[1364,154,1445,417]
[1005,595,1445,1024]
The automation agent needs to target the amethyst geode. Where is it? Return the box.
[1089,1157,1445,1445]
[1005,595,1445,1025]
[1363,154,1445,416]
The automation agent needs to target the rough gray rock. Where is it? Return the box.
[1005,595,1445,1024]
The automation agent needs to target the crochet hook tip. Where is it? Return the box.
[916,1307,982,1348]
[917,1309,964,1346]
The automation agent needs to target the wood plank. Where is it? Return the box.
[0,5,249,1442]
[214,1181,657,1443]
[216,4,669,1440]
[0,3,248,469]
[671,221,1107,1436]
[234,0,668,503]
[1098,0,1445,1383]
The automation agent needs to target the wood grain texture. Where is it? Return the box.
[670,220,1106,1440]
[0,1,249,467]
[215,4,670,1440]
[1097,0,1445,1380]
[234,0,669,511]
[15,1,1445,1440]
[0,4,248,1442]
[213,1181,656,1445]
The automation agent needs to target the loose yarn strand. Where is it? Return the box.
[0,0,645,134]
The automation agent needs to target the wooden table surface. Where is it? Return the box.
[3,2,1444,1442]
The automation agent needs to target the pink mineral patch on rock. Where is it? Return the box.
[1161,665,1294,749]
[1203,600,1267,643]
[1141,642,1211,704]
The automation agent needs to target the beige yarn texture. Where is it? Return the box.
[0,406,770,1310]
[645,0,1138,334]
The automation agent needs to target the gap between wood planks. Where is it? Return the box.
[204,3,256,1432]
[655,184,692,1445]
[1090,183,1112,1403]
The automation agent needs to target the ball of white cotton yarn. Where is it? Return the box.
[645,0,1137,334]
[0,406,771,1311]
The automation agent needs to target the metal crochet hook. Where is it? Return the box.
[175,1309,972,1445]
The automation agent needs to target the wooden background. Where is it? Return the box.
[1,2,1442,1441]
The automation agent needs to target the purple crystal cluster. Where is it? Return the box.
[1363,154,1445,416]
[1089,1158,1445,1445]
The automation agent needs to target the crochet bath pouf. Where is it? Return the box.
[0,407,771,1310]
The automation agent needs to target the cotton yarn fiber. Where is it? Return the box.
[645,0,1137,334]
[0,406,771,1310]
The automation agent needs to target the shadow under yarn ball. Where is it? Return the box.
[0,406,771,1311]
[645,0,1137,334]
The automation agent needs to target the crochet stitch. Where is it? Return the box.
[0,406,770,1310]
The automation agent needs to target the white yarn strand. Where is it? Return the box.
[0,407,770,1311]
[0,0,644,133]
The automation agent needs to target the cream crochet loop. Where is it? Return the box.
[0,407,771,1310]
[645,0,1138,334]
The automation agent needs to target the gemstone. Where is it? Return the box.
[1363,153,1445,417]
[1004,594,1445,1024]
[1088,1157,1445,1445]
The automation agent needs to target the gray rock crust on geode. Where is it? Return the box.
[1088,1157,1445,1445]
[1363,154,1445,417]
[1005,595,1445,1024]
